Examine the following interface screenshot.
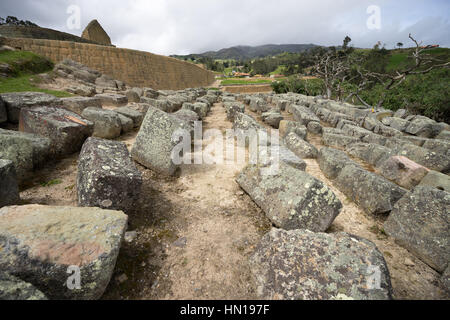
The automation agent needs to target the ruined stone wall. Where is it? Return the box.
[1,37,215,90]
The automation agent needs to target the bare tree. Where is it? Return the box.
[345,34,449,109]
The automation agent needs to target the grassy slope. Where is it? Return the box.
[0,50,72,97]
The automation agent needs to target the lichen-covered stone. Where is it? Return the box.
[1,92,60,123]
[0,273,47,300]
[0,159,19,208]
[335,165,407,215]
[236,164,342,232]
[279,120,307,139]
[95,93,128,107]
[307,121,323,135]
[115,106,144,128]
[405,117,442,138]
[0,96,6,123]
[284,132,318,159]
[322,132,360,149]
[291,105,320,126]
[117,114,134,133]
[0,205,128,299]
[346,143,393,167]
[261,112,283,129]
[20,106,94,157]
[77,138,141,213]
[318,147,358,180]
[0,129,51,182]
[131,106,191,176]
[393,144,450,173]
[60,96,102,115]
[81,107,121,139]
[419,170,450,193]
[224,102,245,122]
[384,187,450,273]
[250,228,393,300]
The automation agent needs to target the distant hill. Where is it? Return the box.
[173,44,319,60]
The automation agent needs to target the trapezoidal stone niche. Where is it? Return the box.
[81,19,113,46]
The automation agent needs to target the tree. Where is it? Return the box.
[397,42,404,49]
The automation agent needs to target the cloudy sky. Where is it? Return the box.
[1,0,449,55]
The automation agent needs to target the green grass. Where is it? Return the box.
[0,50,72,97]
[40,179,62,187]
[269,65,286,75]
[221,79,272,85]
[0,74,72,97]
[386,52,409,71]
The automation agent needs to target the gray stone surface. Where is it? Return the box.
[236,164,342,232]
[95,93,128,107]
[318,147,358,180]
[1,92,60,123]
[115,106,144,128]
[250,228,393,300]
[346,143,393,167]
[322,133,360,149]
[224,102,245,122]
[307,121,323,135]
[131,106,191,176]
[60,96,102,115]
[0,96,6,123]
[0,159,19,208]
[284,132,318,159]
[279,120,307,139]
[261,112,283,129]
[291,105,320,125]
[0,273,47,300]
[81,107,122,139]
[376,156,429,189]
[19,106,93,157]
[394,144,450,173]
[419,170,450,193]
[384,187,450,273]
[118,114,134,133]
[0,205,128,300]
[405,117,442,138]
[336,165,407,215]
[78,138,142,213]
[0,129,52,181]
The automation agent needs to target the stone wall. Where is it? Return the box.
[1,37,215,90]
[0,26,101,45]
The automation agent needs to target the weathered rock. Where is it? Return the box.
[405,117,442,138]
[95,93,127,107]
[131,107,190,176]
[382,117,410,132]
[236,164,342,232]
[0,159,19,208]
[394,144,450,173]
[173,109,199,126]
[307,121,323,135]
[81,107,122,139]
[66,84,96,97]
[400,135,428,147]
[318,147,358,180]
[361,132,388,146]
[250,228,393,300]
[81,19,112,46]
[0,205,127,299]
[435,130,450,141]
[115,106,144,128]
[279,120,307,139]
[441,266,450,293]
[419,170,450,193]
[291,105,320,125]
[0,129,51,181]
[19,106,93,157]
[0,96,6,123]
[284,132,318,159]
[346,143,393,167]
[60,96,102,115]
[117,114,133,133]
[262,112,283,128]
[376,156,429,189]
[0,273,47,300]
[192,102,209,119]
[77,138,142,213]
[336,165,407,215]
[343,124,372,139]
[54,59,101,84]
[224,102,245,122]
[322,133,360,149]
[384,187,450,273]
[1,92,60,123]
[362,117,382,131]
[422,139,450,157]
[394,109,409,119]
[125,88,142,103]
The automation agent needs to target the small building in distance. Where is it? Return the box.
[81,20,113,46]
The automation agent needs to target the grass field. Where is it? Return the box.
[0,50,71,97]
[221,79,272,85]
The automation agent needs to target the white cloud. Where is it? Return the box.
[0,0,448,55]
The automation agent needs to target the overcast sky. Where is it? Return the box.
[1,0,449,55]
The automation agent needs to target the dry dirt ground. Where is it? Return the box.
[19,102,448,300]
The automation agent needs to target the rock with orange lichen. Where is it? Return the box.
[0,205,128,300]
